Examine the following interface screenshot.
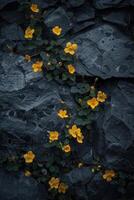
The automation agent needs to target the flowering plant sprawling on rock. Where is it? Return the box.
[1,0,133,200]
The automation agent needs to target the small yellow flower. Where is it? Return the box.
[103,170,116,182]
[24,170,31,177]
[25,54,31,62]
[23,151,35,164]
[52,26,62,36]
[97,91,107,103]
[77,135,84,144]
[30,4,39,13]
[32,61,43,72]
[24,27,35,39]
[49,177,60,189]
[64,42,78,55]
[62,144,71,153]
[67,64,75,74]
[87,97,99,109]
[49,131,59,142]
[58,182,68,193]
[68,124,81,138]
[69,125,84,143]
[57,109,68,119]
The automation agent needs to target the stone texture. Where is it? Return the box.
[0,53,77,149]
[92,80,134,171]
[0,53,43,92]
[64,167,93,185]
[93,0,134,9]
[0,0,17,10]
[0,169,47,200]
[68,0,85,7]
[0,24,24,41]
[44,7,72,36]
[103,11,130,27]
[74,24,134,79]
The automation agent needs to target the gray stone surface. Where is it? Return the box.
[103,11,130,26]
[92,80,134,171]
[44,7,72,36]
[0,169,47,200]
[74,24,134,79]
[0,53,43,92]
[0,53,77,146]
[93,0,134,9]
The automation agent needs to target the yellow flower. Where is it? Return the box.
[69,125,84,143]
[49,177,60,189]
[68,124,81,138]
[23,151,35,164]
[25,54,31,62]
[24,170,31,177]
[77,134,84,144]
[30,4,39,13]
[64,42,78,55]
[49,131,59,142]
[52,26,62,36]
[62,144,71,153]
[97,91,107,103]
[103,170,116,182]
[58,182,68,193]
[57,109,68,119]
[67,64,75,74]
[87,97,99,109]
[32,61,43,72]
[24,27,35,39]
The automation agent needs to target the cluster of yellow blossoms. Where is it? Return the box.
[22,4,111,194]
[69,124,84,143]
[49,177,68,193]
[87,91,107,109]
[24,5,77,74]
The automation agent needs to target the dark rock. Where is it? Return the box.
[93,0,122,9]
[73,21,95,33]
[103,11,130,27]
[31,0,57,8]
[0,169,47,200]
[0,53,25,92]
[93,0,134,9]
[64,167,93,185]
[74,24,134,79]
[0,52,77,149]
[92,80,134,171]
[0,10,24,24]
[87,173,120,200]
[44,7,72,36]
[68,0,85,7]
[75,6,95,23]
[0,0,17,10]
[0,53,43,92]
[0,23,24,41]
